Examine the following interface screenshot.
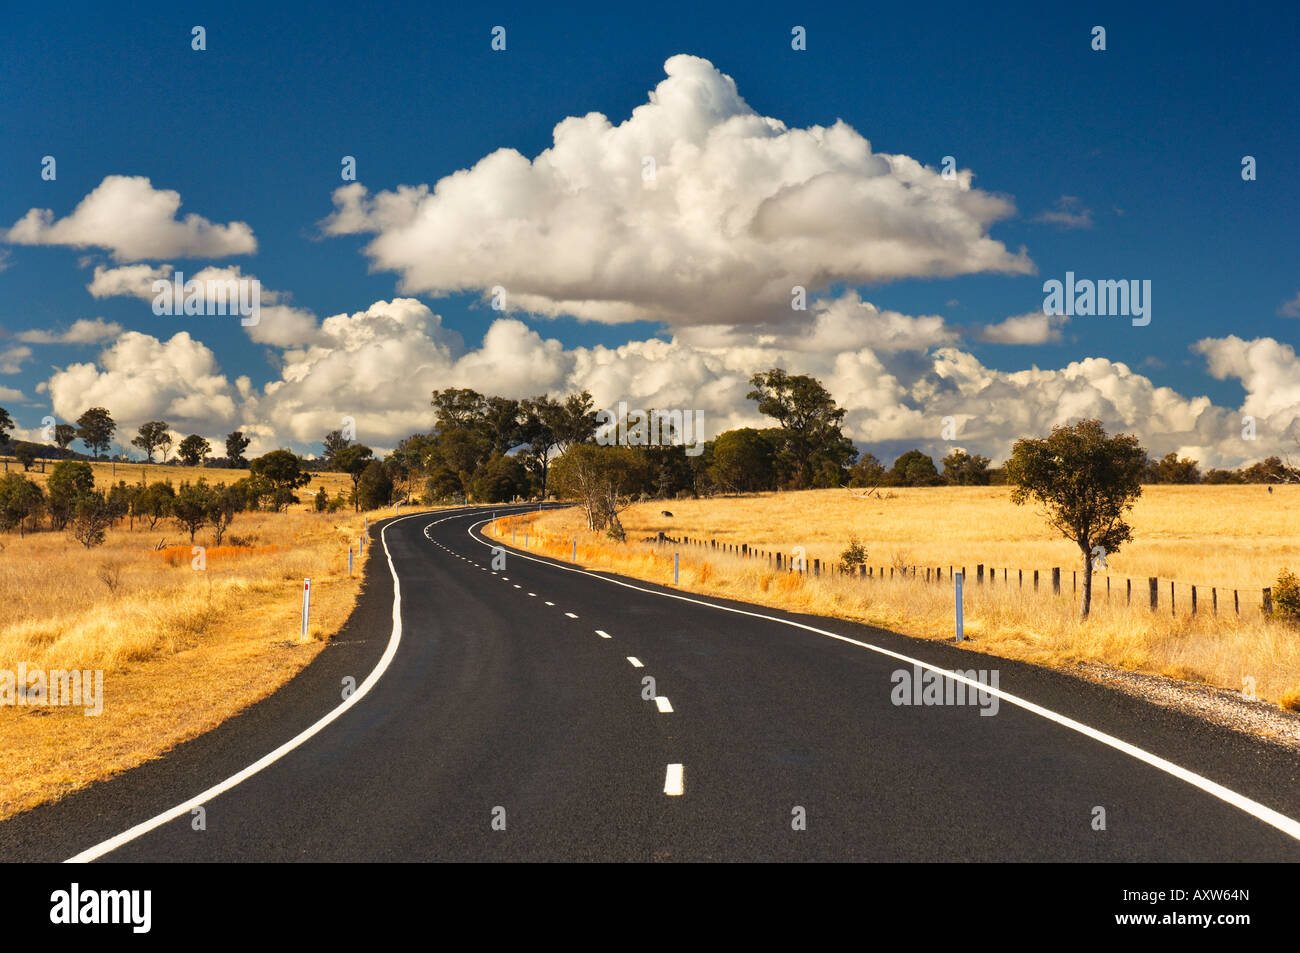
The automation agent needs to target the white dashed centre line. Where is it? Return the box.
[655,696,674,713]
[545,601,555,606]
[595,629,611,639]
[564,612,578,619]
[513,585,521,589]
[528,593,536,597]
[626,657,643,667]
[664,764,684,796]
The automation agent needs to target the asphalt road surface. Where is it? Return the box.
[3,504,1299,862]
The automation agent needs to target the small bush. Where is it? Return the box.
[839,535,868,573]
[1274,568,1300,624]
[1280,685,1300,712]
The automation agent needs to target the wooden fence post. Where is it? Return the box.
[1212,587,1217,615]
[1149,577,1158,611]
[1127,578,1131,605]
[1191,585,1197,616]
[977,564,984,584]
[1263,587,1272,613]
[1170,580,1175,615]
[1033,570,1039,591]
[1052,568,1060,594]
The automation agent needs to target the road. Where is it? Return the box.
[3,504,1299,862]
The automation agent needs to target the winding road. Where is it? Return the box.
[3,504,1299,862]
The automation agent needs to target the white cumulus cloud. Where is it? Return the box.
[321,54,1031,329]
[5,175,256,261]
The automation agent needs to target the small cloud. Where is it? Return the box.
[945,299,959,308]
[1032,195,1094,230]
[1278,291,1300,318]
[0,249,11,273]
[0,346,32,374]
[16,317,123,344]
[5,174,256,262]
[1140,355,1165,369]
[977,311,1067,345]
[0,385,26,402]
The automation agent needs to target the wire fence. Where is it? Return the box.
[661,534,1274,618]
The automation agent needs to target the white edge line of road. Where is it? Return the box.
[64,506,523,863]
[468,518,1300,843]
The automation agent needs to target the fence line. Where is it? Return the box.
[659,533,1272,618]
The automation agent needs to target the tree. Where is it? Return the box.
[1146,451,1200,484]
[322,429,351,468]
[520,396,561,497]
[889,449,942,487]
[554,391,599,451]
[14,444,36,471]
[0,407,13,449]
[53,424,76,451]
[225,431,251,467]
[108,480,143,530]
[76,407,116,459]
[746,369,855,489]
[469,454,528,503]
[847,452,886,489]
[333,444,374,510]
[71,491,124,549]
[941,449,992,486]
[708,428,777,493]
[551,444,639,534]
[390,433,435,503]
[356,460,396,510]
[47,460,95,529]
[131,421,172,463]
[1241,456,1295,484]
[206,483,246,545]
[137,481,176,529]
[1005,419,1146,619]
[248,450,312,511]
[172,481,215,542]
[177,434,212,467]
[0,474,44,536]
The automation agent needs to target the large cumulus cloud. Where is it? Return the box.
[321,54,1031,329]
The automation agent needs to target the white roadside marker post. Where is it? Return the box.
[674,552,679,585]
[955,570,964,642]
[348,546,353,577]
[300,578,312,642]
[572,539,576,561]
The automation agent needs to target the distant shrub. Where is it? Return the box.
[839,536,868,573]
[1273,569,1300,624]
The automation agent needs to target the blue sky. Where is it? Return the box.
[1,0,1296,466]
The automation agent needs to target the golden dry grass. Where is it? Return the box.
[495,485,1300,709]
[0,456,354,512]
[0,498,441,821]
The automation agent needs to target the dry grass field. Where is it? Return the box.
[1,456,355,509]
[494,485,1300,710]
[0,489,437,821]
